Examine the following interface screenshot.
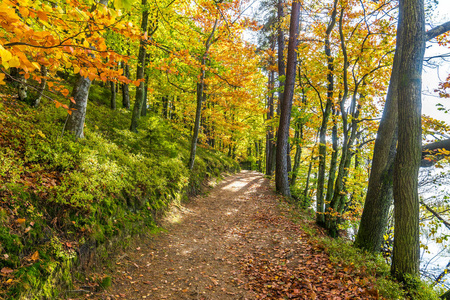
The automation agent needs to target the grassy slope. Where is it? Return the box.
[0,84,239,299]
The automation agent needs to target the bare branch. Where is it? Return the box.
[426,21,450,41]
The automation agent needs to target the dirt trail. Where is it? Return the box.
[75,171,377,300]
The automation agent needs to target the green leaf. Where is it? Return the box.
[114,0,133,10]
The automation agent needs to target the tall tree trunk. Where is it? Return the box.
[188,19,218,170]
[266,69,276,176]
[275,0,301,197]
[63,0,108,138]
[121,61,130,109]
[354,3,450,255]
[277,0,286,106]
[391,0,425,281]
[354,5,403,253]
[130,0,149,132]
[64,75,91,138]
[316,0,338,225]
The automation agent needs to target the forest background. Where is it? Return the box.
[1,0,450,298]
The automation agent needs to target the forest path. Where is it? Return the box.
[75,171,377,299]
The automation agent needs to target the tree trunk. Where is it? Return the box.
[325,110,338,207]
[355,3,450,255]
[354,9,403,253]
[121,61,130,109]
[188,19,218,170]
[266,69,276,176]
[275,0,301,197]
[391,0,425,281]
[63,0,107,138]
[64,75,91,138]
[291,120,303,185]
[110,81,116,110]
[141,73,149,116]
[316,0,338,225]
[130,0,149,132]
[277,0,286,106]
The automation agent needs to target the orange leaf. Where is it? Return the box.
[1,267,13,274]
[61,89,69,97]
[16,218,26,224]
[37,11,48,22]
[30,251,39,261]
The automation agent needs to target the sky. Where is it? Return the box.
[422,1,450,125]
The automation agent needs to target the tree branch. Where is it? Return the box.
[420,200,450,230]
[426,21,450,41]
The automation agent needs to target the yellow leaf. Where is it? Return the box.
[9,56,20,68]
[32,62,40,70]
[16,218,26,224]
[19,7,29,18]
[37,130,46,139]
[0,73,5,85]
[0,49,12,65]
[73,65,80,74]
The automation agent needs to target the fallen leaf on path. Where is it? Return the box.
[1,267,13,275]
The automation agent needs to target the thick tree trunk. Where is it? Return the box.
[130,0,149,132]
[121,61,130,109]
[64,75,91,138]
[391,0,425,281]
[355,6,450,255]
[275,0,301,197]
[354,10,403,253]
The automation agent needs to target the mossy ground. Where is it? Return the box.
[0,83,238,299]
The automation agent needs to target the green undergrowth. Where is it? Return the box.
[0,87,239,299]
[279,200,443,300]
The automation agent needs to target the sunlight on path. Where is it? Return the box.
[76,171,378,300]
